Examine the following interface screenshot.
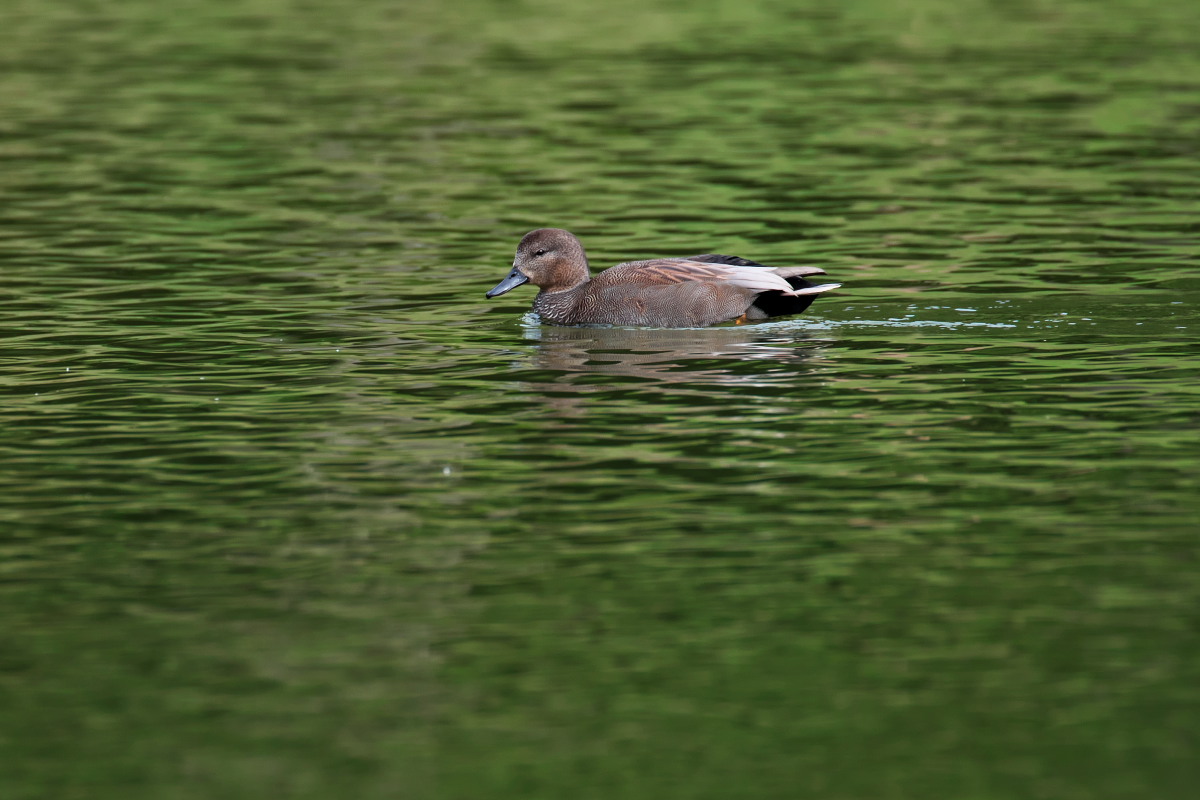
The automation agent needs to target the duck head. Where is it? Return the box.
[486,228,590,297]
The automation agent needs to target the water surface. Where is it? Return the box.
[2,1,1199,798]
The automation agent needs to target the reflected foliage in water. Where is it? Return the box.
[1,1,1199,798]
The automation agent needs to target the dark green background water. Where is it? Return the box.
[2,1,1198,797]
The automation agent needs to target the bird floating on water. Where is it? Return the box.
[486,228,840,327]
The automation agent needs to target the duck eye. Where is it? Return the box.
[534,248,547,256]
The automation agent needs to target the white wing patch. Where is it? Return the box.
[711,265,797,294]
[782,282,842,296]
[677,262,841,297]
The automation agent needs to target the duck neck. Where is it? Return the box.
[532,282,587,323]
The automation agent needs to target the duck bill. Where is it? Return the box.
[485,267,529,298]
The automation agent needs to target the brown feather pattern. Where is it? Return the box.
[490,228,840,328]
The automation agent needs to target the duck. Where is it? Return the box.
[485,228,840,327]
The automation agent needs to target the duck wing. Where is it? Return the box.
[682,253,771,268]
[596,258,830,297]
[684,254,828,279]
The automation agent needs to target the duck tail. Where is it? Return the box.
[752,274,840,318]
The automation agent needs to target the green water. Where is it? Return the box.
[2,1,1199,797]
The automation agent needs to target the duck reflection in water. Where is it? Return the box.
[519,320,835,390]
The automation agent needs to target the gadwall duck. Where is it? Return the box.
[486,228,840,327]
